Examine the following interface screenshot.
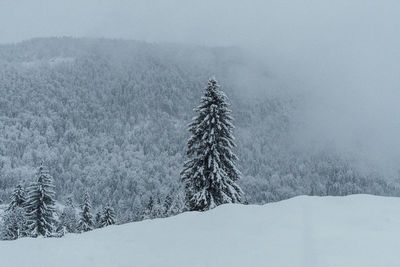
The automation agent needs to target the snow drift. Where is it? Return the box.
[1,194,399,267]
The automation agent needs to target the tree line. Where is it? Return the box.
[1,164,116,239]
[1,38,398,225]
[0,78,244,239]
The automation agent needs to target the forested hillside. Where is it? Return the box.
[0,37,398,222]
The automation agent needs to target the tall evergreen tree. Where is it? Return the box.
[79,192,94,232]
[101,204,116,227]
[6,184,26,211]
[181,78,243,211]
[25,164,56,237]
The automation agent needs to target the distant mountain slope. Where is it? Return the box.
[0,38,397,220]
[1,195,400,267]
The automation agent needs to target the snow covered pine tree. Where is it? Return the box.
[101,204,116,227]
[6,184,26,212]
[181,78,243,211]
[79,192,94,232]
[25,163,56,237]
[95,211,103,228]
[1,184,27,240]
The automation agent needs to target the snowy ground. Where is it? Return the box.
[1,194,400,267]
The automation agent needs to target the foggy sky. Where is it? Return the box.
[1,0,400,176]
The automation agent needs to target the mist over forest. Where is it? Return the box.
[1,1,400,265]
[0,37,399,222]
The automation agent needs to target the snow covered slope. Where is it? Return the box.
[1,195,400,267]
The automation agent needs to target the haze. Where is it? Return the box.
[1,0,399,176]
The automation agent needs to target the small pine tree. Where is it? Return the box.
[101,204,116,227]
[6,184,26,211]
[151,194,164,218]
[143,196,154,219]
[168,190,185,216]
[163,194,173,216]
[25,164,56,237]
[95,211,103,228]
[181,78,243,211]
[79,192,94,232]
[56,212,67,237]
[147,196,154,212]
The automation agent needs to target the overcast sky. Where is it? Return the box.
[1,0,400,175]
[0,0,397,45]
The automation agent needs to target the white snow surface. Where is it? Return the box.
[1,194,400,267]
